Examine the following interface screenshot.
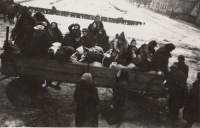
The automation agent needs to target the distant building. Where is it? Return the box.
[191,2,200,25]
[150,0,170,13]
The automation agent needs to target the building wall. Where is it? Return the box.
[150,0,170,13]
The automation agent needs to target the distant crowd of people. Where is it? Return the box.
[28,6,144,26]
[4,5,199,128]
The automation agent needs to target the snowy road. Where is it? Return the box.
[0,0,199,127]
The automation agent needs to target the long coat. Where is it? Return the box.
[183,80,200,123]
[52,24,63,42]
[74,80,100,127]
[164,69,188,117]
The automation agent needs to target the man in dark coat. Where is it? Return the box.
[183,72,200,128]
[93,28,110,52]
[10,10,36,47]
[151,43,175,75]
[88,14,104,38]
[80,28,94,48]
[74,73,100,127]
[51,22,63,42]
[109,70,130,124]
[164,65,188,120]
[173,55,189,79]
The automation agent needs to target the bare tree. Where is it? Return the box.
[168,0,187,13]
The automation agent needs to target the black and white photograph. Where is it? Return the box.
[0,0,200,127]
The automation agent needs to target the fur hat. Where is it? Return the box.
[81,73,92,84]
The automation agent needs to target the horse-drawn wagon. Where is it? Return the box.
[0,27,166,107]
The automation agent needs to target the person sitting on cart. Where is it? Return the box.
[183,72,200,128]
[92,28,110,52]
[80,28,94,48]
[51,22,63,42]
[109,32,136,69]
[33,12,56,42]
[74,73,100,127]
[21,22,54,58]
[133,40,157,71]
[88,14,104,38]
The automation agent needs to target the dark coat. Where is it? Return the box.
[165,69,188,118]
[80,35,94,48]
[74,80,100,127]
[152,43,175,73]
[61,31,81,50]
[115,45,133,66]
[111,71,130,122]
[11,13,36,46]
[52,22,63,42]
[151,47,170,73]
[183,80,199,123]
[21,29,53,58]
[88,21,104,38]
[174,62,189,79]
[92,28,109,52]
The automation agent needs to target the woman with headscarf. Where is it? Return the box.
[74,73,100,127]
[88,14,104,38]
[51,22,63,42]
[33,12,56,42]
[151,43,175,75]
[93,28,110,52]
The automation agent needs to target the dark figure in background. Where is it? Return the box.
[183,72,200,128]
[52,6,57,14]
[68,23,80,33]
[151,43,175,75]
[74,73,100,127]
[33,12,56,41]
[51,22,63,42]
[164,65,188,120]
[93,28,110,52]
[10,9,36,47]
[80,28,94,48]
[88,14,104,38]
[173,55,189,79]
[109,70,130,124]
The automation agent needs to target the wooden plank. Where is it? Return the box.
[1,54,165,92]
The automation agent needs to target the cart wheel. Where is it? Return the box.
[6,78,38,107]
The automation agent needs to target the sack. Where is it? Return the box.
[84,46,104,63]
